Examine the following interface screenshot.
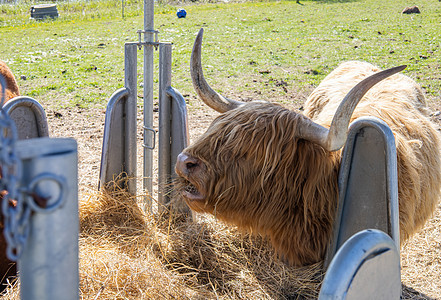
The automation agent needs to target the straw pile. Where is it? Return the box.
[1,183,323,299]
[2,178,439,299]
[79,185,324,299]
[400,201,441,299]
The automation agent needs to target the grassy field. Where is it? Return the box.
[1,0,440,110]
[1,0,441,299]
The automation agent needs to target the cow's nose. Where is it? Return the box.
[175,153,202,177]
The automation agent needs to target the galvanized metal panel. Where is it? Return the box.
[319,229,401,300]
[99,88,129,190]
[124,43,138,195]
[324,117,399,269]
[99,43,137,194]
[158,43,172,212]
[169,86,190,215]
[169,86,189,173]
[158,43,190,214]
[3,96,49,139]
[17,137,79,300]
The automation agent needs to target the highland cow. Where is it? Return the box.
[175,29,441,266]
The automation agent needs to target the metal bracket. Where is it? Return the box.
[142,126,156,150]
[136,29,160,50]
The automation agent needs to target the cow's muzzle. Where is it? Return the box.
[175,152,205,201]
[175,153,203,177]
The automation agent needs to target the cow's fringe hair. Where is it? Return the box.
[185,102,341,265]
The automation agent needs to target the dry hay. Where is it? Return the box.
[0,183,440,299]
[0,182,323,299]
[400,201,441,300]
[78,185,323,299]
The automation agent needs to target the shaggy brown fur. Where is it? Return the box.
[176,61,441,266]
[402,6,421,14]
[0,60,20,102]
[305,61,441,243]
[178,103,340,265]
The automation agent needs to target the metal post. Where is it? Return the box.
[169,86,191,215]
[17,138,78,300]
[158,43,172,212]
[169,87,189,180]
[143,0,155,201]
[124,43,138,195]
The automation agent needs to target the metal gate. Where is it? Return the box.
[98,36,189,214]
[1,79,79,300]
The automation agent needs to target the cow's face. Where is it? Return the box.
[175,102,305,224]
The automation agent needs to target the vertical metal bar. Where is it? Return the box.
[158,43,172,213]
[169,87,191,215]
[169,87,189,175]
[143,0,154,205]
[124,43,138,196]
[18,138,78,300]
[98,88,128,191]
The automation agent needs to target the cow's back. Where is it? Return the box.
[304,61,427,121]
[304,61,441,243]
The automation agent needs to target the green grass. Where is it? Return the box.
[1,0,440,110]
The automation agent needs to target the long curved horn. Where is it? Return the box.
[298,65,407,151]
[191,28,245,113]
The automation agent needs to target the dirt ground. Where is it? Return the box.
[42,88,441,299]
